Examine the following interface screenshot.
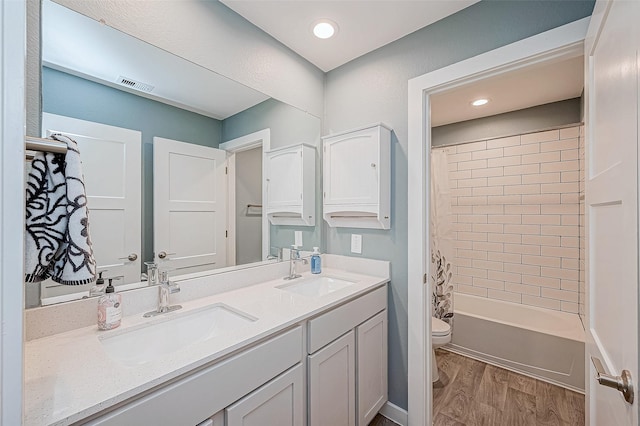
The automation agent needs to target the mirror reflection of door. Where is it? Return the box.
[153,137,228,275]
[233,147,263,265]
[40,113,142,303]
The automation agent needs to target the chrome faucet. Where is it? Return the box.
[143,270,182,317]
[284,246,308,280]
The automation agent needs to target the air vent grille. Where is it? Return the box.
[116,76,154,93]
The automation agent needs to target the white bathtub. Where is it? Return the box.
[447,292,585,392]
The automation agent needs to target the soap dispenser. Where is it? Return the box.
[98,278,122,330]
[311,247,322,274]
[89,270,106,297]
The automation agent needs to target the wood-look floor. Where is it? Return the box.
[368,349,585,426]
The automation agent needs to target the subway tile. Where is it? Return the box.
[473,277,505,290]
[504,243,541,255]
[559,127,580,139]
[449,180,458,189]
[473,241,504,252]
[541,267,579,281]
[472,259,504,271]
[452,223,472,232]
[540,138,579,152]
[441,146,457,155]
[473,205,504,214]
[451,205,473,214]
[521,129,560,144]
[522,274,560,289]
[521,194,561,204]
[457,140,487,153]
[504,144,540,156]
[488,233,522,245]
[521,151,561,165]
[487,215,522,224]
[458,159,488,170]
[456,249,488,260]
[541,225,579,237]
[488,289,522,304]
[458,267,488,278]
[505,282,540,296]
[458,177,488,188]
[473,186,504,196]
[472,223,504,233]
[504,164,540,176]
[488,156,521,167]
[561,237,580,248]
[488,251,522,264]
[521,215,561,225]
[522,235,561,246]
[504,263,540,276]
[522,173,561,184]
[458,232,488,242]
[457,257,473,268]
[472,167,504,178]
[540,182,578,194]
[541,288,578,303]
[489,270,522,283]
[455,274,473,285]
[457,196,488,205]
[448,162,458,172]
[448,152,472,163]
[457,214,488,224]
[488,195,522,205]
[522,255,561,268]
[487,135,521,149]
[453,240,473,250]
[540,160,579,173]
[504,184,541,195]
[541,204,579,214]
[541,246,579,259]
[488,175,522,186]
[450,170,472,180]
[561,149,579,161]
[457,284,488,297]
[472,147,504,160]
[451,188,473,197]
[561,301,579,314]
[561,215,579,226]
[505,205,541,215]
[561,171,580,182]
[561,279,579,291]
[522,295,561,310]
[504,224,540,235]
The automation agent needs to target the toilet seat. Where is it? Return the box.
[432,317,451,337]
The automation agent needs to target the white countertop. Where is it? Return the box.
[24,264,389,425]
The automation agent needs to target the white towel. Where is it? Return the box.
[25,134,96,285]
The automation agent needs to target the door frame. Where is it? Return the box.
[219,128,271,263]
[407,18,589,425]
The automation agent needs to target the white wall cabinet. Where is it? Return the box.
[322,124,391,229]
[265,143,316,226]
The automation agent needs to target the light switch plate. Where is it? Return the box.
[294,231,303,247]
[351,234,362,254]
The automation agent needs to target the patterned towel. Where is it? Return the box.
[25,134,96,285]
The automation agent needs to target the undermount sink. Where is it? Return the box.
[276,276,356,298]
[99,304,257,367]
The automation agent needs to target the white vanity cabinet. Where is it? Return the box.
[307,285,388,426]
[322,124,391,229]
[265,143,316,226]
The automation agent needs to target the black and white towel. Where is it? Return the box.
[25,134,96,285]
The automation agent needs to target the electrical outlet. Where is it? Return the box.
[351,234,362,254]
[294,231,303,247]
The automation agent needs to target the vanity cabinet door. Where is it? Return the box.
[356,310,388,426]
[308,331,356,426]
[226,364,304,426]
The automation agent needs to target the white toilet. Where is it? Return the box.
[431,317,452,382]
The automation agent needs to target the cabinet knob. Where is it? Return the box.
[371,163,376,168]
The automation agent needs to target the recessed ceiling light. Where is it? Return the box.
[471,98,489,107]
[313,20,338,39]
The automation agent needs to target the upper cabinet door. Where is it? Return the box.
[322,124,391,229]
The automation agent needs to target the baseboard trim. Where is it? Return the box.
[379,401,408,426]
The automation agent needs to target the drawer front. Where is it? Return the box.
[308,285,386,354]
[84,326,303,426]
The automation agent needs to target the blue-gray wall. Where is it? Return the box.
[222,98,323,253]
[323,0,594,410]
[42,67,223,267]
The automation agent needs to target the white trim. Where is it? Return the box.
[220,129,271,261]
[1,1,26,424]
[379,401,408,426]
[226,154,237,266]
[407,17,589,425]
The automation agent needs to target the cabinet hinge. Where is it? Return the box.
[323,192,326,198]
[225,230,228,238]
[225,166,228,175]
[423,273,427,284]
[300,193,303,199]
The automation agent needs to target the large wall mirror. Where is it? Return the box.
[33,0,322,306]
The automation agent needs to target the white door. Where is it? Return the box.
[41,113,142,299]
[585,1,639,424]
[153,137,227,274]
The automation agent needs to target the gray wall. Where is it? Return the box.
[222,98,323,253]
[323,0,594,410]
[42,67,223,267]
[235,147,263,265]
[432,98,582,147]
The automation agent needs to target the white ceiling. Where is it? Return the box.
[220,0,480,72]
[430,55,584,127]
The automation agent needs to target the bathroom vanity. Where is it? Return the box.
[24,255,389,426]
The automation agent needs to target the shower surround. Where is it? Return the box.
[437,126,583,314]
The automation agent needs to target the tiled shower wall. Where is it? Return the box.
[439,126,583,313]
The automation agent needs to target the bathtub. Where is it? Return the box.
[447,292,585,393]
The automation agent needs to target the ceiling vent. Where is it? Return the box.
[116,76,154,93]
